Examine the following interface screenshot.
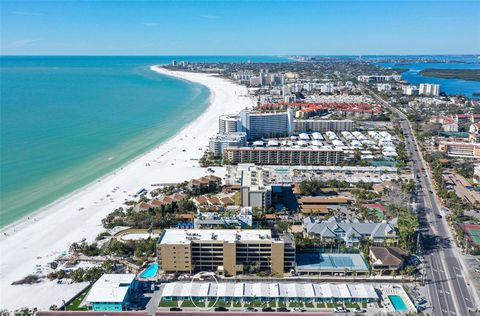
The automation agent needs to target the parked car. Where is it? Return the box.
[276,307,290,312]
[436,214,442,219]
[262,307,274,312]
[245,307,257,312]
[334,307,349,313]
[169,307,182,311]
[214,306,229,312]
[293,307,306,312]
[354,307,366,314]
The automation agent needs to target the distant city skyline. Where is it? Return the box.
[1,0,479,56]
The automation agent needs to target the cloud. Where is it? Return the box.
[200,14,221,19]
[143,22,159,27]
[6,38,43,49]
[11,11,44,16]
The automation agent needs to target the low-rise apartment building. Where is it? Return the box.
[293,119,354,133]
[157,229,295,277]
[438,141,480,159]
[304,216,398,247]
[223,146,345,165]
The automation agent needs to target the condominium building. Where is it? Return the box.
[438,141,480,158]
[223,146,345,165]
[304,216,398,247]
[219,114,241,134]
[294,119,354,133]
[157,229,295,276]
[419,83,440,96]
[239,109,294,140]
[209,132,247,157]
[239,164,272,209]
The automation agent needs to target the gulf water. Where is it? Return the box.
[0,55,288,227]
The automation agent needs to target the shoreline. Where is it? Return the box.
[0,66,212,234]
[0,66,252,310]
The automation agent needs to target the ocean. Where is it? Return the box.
[0,55,289,227]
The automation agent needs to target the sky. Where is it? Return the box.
[1,0,479,56]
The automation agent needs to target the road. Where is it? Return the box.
[368,89,479,316]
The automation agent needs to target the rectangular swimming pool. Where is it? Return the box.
[389,295,407,311]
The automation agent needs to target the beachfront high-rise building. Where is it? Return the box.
[239,108,294,140]
[219,114,241,134]
[419,83,440,96]
[209,132,247,157]
[157,229,295,276]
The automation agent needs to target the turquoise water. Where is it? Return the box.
[0,56,288,227]
[0,56,289,227]
[388,295,407,311]
[377,61,480,98]
[140,263,158,278]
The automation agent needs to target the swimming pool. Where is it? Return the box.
[140,263,158,278]
[389,295,407,311]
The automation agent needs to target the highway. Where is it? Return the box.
[367,88,479,316]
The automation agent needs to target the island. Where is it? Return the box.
[419,68,480,82]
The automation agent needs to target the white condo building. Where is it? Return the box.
[419,83,440,96]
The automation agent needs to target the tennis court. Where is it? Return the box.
[296,252,369,274]
[460,223,480,246]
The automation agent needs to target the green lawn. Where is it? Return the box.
[268,301,277,308]
[65,287,90,311]
[278,301,287,308]
[316,302,326,308]
[289,302,303,307]
[180,300,205,308]
[233,301,243,308]
[362,302,368,308]
[158,300,179,308]
[244,301,264,307]
[345,302,360,308]
[211,301,231,307]
[305,302,315,308]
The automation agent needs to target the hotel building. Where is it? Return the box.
[239,109,294,140]
[223,146,345,165]
[157,229,295,277]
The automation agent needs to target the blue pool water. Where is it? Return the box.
[389,295,407,311]
[140,263,158,278]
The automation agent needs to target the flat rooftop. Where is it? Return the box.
[158,229,276,245]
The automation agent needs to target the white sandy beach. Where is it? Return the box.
[0,66,253,311]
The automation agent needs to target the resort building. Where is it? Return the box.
[369,246,407,275]
[438,141,480,159]
[85,274,137,311]
[157,229,295,277]
[293,119,354,133]
[223,146,345,165]
[304,216,398,247]
[160,281,380,303]
[209,132,247,157]
[239,109,294,140]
